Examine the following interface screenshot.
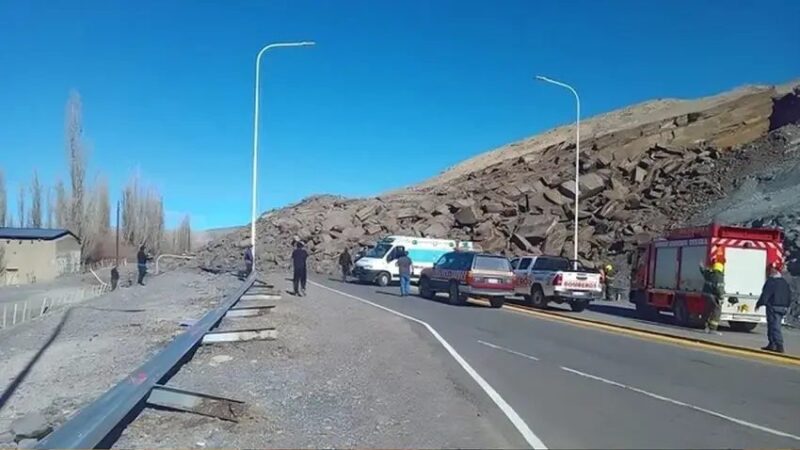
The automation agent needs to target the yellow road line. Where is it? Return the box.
[469,298,800,368]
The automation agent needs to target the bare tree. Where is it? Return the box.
[55,180,68,228]
[46,187,53,228]
[30,170,43,228]
[18,185,25,227]
[173,214,192,253]
[121,172,165,253]
[96,177,110,234]
[121,172,140,245]
[80,183,103,262]
[65,90,86,238]
[0,169,6,227]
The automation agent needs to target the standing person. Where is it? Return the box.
[244,246,254,277]
[757,262,792,353]
[338,248,352,282]
[396,250,413,297]
[137,245,150,286]
[110,266,120,291]
[700,259,725,334]
[291,241,309,296]
[602,263,616,301]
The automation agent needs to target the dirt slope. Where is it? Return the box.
[196,80,800,280]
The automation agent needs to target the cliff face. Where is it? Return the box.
[197,81,800,276]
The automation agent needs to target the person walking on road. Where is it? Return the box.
[338,248,353,282]
[291,241,309,296]
[757,262,792,353]
[244,246,253,277]
[137,245,151,286]
[700,259,725,334]
[396,249,413,297]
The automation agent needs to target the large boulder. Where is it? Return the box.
[543,224,569,255]
[423,222,449,238]
[355,202,381,221]
[558,173,606,199]
[395,208,420,220]
[543,189,570,206]
[580,172,607,197]
[322,211,353,232]
[454,206,480,226]
[516,214,558,245]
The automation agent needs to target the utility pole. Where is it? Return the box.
[536,75,581,270]
[115,200,120,266]
[250,41,315,273]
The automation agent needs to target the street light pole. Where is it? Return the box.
[250,41,315,273]
[536,75,581,270]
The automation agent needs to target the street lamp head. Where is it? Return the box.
[535,75,555,83]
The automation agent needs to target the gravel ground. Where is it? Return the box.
[0,268,239,438]
[114,272,523,449]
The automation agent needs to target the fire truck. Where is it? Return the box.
[629,224,784,331]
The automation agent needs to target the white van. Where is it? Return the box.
[353,235,477,286]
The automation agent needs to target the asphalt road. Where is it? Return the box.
[312,276,800,449]
[510,297,800,357]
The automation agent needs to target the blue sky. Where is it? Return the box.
[1,0,798,230]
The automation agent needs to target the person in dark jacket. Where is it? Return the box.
[137,245,150,286]
[757,262,792,353]
[291,241,309,296]
[244,246,253,277]
[110,266,120,290]
[338,248,353,282]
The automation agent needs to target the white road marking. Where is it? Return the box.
[478,340,540,361]
[560,366,800,442]
[310,280,548,450]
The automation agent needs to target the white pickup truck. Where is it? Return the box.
[511,255,603,312]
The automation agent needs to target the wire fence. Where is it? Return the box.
[0,283,111,330]
[82,258,128,273]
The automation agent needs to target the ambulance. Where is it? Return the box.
[352,235,477,286]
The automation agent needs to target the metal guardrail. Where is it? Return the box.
[36,274,256,449]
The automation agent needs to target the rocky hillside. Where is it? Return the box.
[197,81,800,281]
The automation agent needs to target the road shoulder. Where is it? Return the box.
[115,272,526,449]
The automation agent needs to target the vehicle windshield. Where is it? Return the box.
[474,256,511,272]
[365,243,393,259]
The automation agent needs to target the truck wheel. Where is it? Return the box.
[375,272,390,287]
[570,300,588,312]
[448,282,464,306]
[530,286,547,309]
[673,297,690,327]
[419,277,434,299]
[673,297,705,328]
[635,299,658,320]
[489,297,505,309]
[729,321,758,332]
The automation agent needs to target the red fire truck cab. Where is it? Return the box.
[629,224,784,331]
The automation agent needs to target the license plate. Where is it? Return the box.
[487,278,499,284]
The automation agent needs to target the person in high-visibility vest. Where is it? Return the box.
[700,259,725,334]
[601,263,616,301]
